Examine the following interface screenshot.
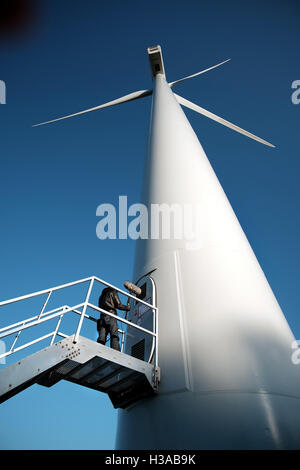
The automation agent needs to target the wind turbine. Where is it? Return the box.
[34,46,300,450]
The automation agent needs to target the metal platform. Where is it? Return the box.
[0,335,160,409]
[0,275,160,408]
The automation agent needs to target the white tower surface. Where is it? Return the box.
[33,46,300,449]
[115,48,300,449]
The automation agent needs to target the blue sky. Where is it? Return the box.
[0,0,299,450]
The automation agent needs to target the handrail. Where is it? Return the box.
[0,305,70,334]
[87,303,156,337]
[0,332,56,360]
[0,276,158,311]
[93,276,158,310]
[0,275,158,369]
[0,276,94,307]
[0,303,85,339]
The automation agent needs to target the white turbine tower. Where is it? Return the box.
[34,46,300,449]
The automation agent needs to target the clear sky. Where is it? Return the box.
[0,0,299,450]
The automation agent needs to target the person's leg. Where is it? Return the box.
[97,318,108,345]
[109,317,121,351]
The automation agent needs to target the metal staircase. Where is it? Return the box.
[0,276,160,408]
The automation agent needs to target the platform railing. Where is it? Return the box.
[0,276,158,369]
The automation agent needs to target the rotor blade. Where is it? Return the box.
[33,89,152,127]
[169,59,231,88]
[174,93,275,148]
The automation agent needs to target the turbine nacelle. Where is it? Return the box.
[148,45,166,79]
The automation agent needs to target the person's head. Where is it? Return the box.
[101,287,114,295]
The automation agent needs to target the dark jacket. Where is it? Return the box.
[97,288,129,331]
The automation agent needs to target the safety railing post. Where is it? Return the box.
[73,277,95,343]
[50,307,66,346]
[120,330,125,353]
[38,290,52,320]
[9,323,24,353]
